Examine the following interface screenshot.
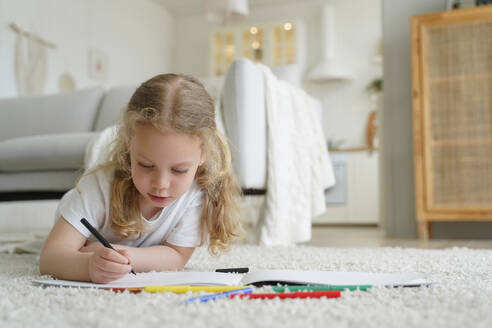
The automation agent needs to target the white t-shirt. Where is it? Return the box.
[54,167,204,248]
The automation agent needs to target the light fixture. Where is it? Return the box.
[225,44,235,56]
[205,0,249,24]
[307,4,351,82]
[283,22,293,31]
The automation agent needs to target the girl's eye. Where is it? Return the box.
[172,169,188,175]
[138,162,153,169]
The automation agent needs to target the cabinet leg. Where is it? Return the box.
[418,221,430,240]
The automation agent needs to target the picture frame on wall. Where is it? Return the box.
[88,48,108,81]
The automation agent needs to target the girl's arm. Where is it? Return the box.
[124,242,195,272]
[39,217,132,283]
[80,241,195,273]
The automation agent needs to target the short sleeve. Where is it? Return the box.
[55,170,109,238]
[165,190,203,247]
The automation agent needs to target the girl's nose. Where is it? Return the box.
[153,171,170,190]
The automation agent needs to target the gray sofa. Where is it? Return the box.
[0,86,136,200]
[0,58,284,202]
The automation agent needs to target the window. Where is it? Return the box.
[213,31,235,76]
[242,26,264,62]
[273,22,295,66]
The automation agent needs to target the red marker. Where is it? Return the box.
[230,290,341,300]
[105,288,143,294]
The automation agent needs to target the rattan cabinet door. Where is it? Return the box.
[412,7,492,238]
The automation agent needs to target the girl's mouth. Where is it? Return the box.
[148,194,170,203]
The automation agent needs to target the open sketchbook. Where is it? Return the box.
[32,270,435,289]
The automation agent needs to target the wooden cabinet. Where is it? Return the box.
[411,7,492,239]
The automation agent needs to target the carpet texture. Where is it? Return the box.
[1,245,491,327]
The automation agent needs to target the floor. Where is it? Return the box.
[1,201,491,249]
[304,225,492,249]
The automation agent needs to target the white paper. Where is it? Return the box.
[239,270,432,286]
[32,270,434,289]
[33,271,243,289]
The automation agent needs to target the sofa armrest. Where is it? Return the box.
[0,87,104,142]
[221,58,267,190]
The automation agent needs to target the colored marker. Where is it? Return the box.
[106,288,143,294]
[145,285,250,294]
[231,290,341,300]
[272,285,372,292]
[215,267,249,273]
[186,287,253,304]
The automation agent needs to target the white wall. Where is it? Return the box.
[0,0,174,98]
[174,0,382,148]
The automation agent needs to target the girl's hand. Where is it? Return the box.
[88,248,133,284]
[79,240,103,253]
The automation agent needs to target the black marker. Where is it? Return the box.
[215,267,249,274]
[80,218,136,275]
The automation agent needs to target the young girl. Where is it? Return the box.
[39,74,243,283]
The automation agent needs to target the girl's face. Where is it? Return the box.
[130,123,204,218]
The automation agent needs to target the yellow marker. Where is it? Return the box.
[144,285,249,294]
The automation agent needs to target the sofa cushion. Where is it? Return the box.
[93,85,136,131]
[198,76,226,135]
[0,132,96,172]
[0,87,104,142]
[0,170,81,192]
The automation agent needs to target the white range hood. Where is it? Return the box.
[308,4,351,82]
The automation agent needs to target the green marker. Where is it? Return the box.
[271,285,372,292]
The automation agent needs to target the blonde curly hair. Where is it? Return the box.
[94,74,243,254]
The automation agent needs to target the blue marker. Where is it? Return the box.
[186,287,253,304]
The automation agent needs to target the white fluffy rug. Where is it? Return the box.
[1,245,491,327]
